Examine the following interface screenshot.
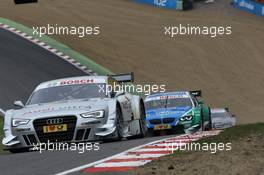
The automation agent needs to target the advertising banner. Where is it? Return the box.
[135,0,183,10]
[233,0,264,16]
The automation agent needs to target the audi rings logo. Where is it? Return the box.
[46,118,63,125]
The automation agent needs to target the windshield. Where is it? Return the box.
[145,97,193,110]
[27,83,107,105]
[145,99,166,110]
[166,98,192,108]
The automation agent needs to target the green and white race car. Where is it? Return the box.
[145,91,212,134]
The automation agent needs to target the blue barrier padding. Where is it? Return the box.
[135,0,183,10]
[233,0,264,16]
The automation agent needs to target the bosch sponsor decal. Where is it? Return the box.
[23,105,92,115]
[36,78,106,90]
[60,79,95,85]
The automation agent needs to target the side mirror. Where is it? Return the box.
[115,91,125,98]
[0,108,5,118]
[197,99,204,104]
[14,101,25,108]
[110,91,116,98]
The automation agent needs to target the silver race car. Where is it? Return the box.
[1,73,147,153]
[211,108,236,129]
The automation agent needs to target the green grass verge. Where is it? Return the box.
[197,123,264,144]
[0,17,112,76]
[173,123,264,156]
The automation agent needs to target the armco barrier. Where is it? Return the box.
[233,0,264,16]
[135,0,193,10]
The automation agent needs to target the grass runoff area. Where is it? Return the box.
[135,123,264,175]
[197,122,264,144]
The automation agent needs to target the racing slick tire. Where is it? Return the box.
[128,101,147,139]
[137,102,147,138]
[201,109,206,131]
[202,107,212,131]
[114,104,123,141]
[206,111,212,131]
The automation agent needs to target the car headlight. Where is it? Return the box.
[185,115,193,121]
[81,110,104,118]
[180,115,193,121]
[12,118,30,127]
[180,117,185,121]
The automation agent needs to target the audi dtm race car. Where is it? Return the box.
[1,73,147,153]
[145,91,212,134]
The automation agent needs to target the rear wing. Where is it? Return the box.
[190,90,202,97]
[111,72,134,83]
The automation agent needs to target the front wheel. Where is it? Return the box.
[137,102,147,138]
[128,102,147,139]
[114,105,123,141]
[202,107,212,131]
[206,113,212,131]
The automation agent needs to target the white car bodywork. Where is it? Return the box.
[211,108,236,129]
[1,73,146,152]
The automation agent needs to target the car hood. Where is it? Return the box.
[10,98,110,119]
[146,106,193,120]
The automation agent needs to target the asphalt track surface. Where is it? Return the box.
[0,28,175,175]
[0,28,86,110]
